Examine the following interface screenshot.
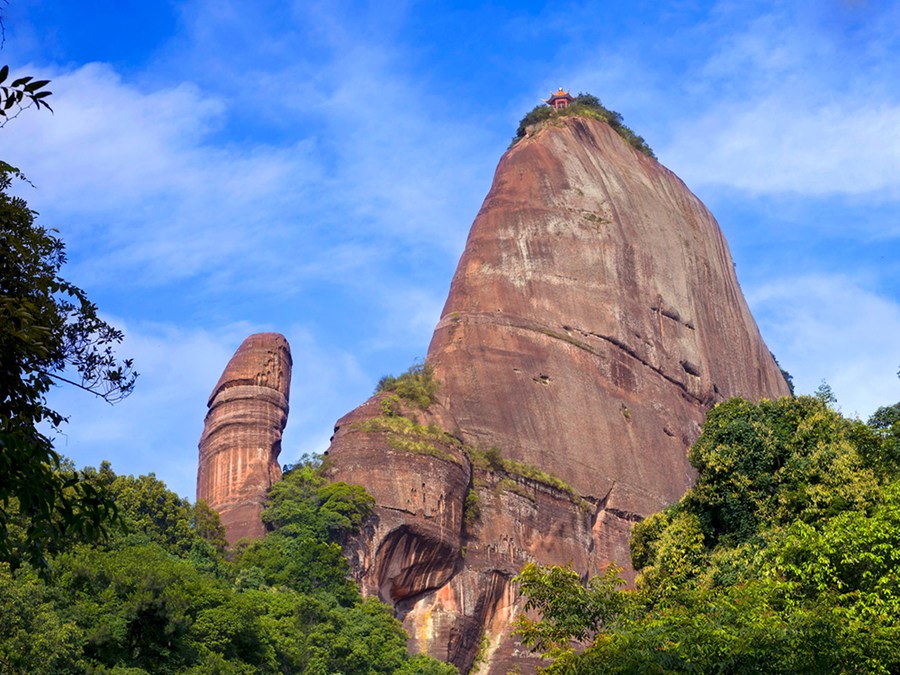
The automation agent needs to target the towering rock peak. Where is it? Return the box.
[197,332,292,544]
[428,114,788,515]
[324,115,790,673]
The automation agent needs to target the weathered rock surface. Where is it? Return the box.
[324,116,791,673]
[197,332,292,544]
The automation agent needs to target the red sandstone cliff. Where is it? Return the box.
[323,116,791,673]
[197,332,292,544]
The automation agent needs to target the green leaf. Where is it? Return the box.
[24,79,50,93]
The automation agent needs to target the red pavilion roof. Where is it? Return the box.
[544,87,574,104]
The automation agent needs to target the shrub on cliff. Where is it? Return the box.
[512,92,655,159]
[375,361,440,408]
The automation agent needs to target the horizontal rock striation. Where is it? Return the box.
[326,115,791,673]
[197,332,292,544]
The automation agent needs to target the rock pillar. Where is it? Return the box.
[197,332,292,544]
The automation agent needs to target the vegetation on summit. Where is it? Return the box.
[512,93,656,158]
[515,392,900,673]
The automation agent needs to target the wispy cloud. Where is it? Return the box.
[3,63,327,289]
[4,2,494,306]
[664,95,900,196]
[749,274,900,418]
[660,3,900,197]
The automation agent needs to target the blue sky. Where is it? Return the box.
[3,0,899,499]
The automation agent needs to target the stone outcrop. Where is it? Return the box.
[323,116,791,673]
[197,332,292,544]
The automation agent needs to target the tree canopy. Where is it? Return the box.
[515,394,900,673]
[0,458,458,673]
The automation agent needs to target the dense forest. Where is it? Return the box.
[0,456,456,673]
[515,391,900,673]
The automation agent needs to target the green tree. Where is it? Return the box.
[514,563,627,666]
[814,379,837,407]
[515,395,900,673]
[0,65,51,127]
[869,402,900,432]
[263,457,373,542]
[682,396,877,547]
[238,458,374,606]
[0,564,80,673]
[0,164,137,572]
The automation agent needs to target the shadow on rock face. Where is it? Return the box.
[375,524,461,604]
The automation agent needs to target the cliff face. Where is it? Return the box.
[428,114,789,532]
[324,116,790,673]
[197,332,292,544]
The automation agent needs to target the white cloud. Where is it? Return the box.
[748,274,900,418]
[663,96,900,196]
[658,3,900,198]
[3,62,328,289]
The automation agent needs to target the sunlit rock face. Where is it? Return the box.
[326,115,791,673]
[197,332,291,544]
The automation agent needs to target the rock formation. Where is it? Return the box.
[323,115,791,673]
[197,332,292,544]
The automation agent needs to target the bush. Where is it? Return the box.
[375,362,440,408]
